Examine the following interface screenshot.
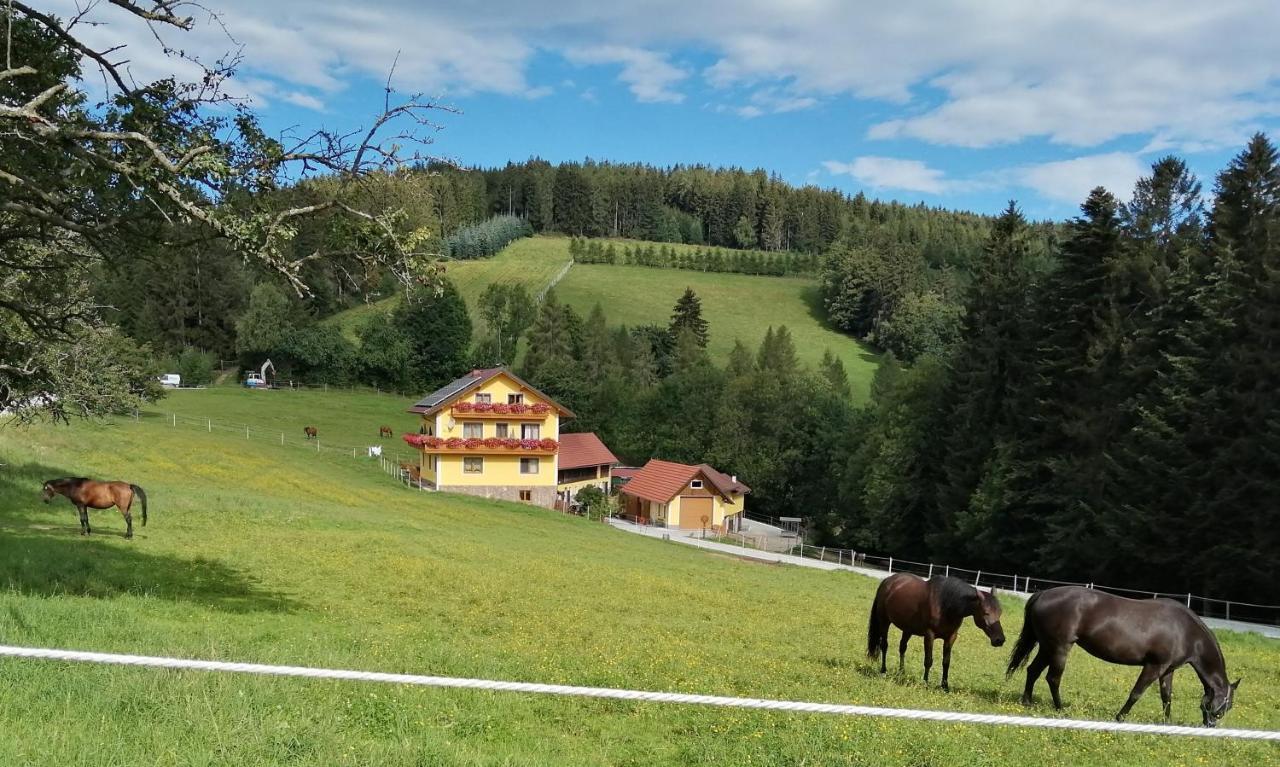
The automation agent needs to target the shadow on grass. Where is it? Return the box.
[0,459,303,615]
[796,285,883,366]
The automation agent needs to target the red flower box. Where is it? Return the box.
[492,403,512,414]
[539,438,558,450]
[473,403,493,413]
[531,403,551,414]
[483,437,504,448]
[403,434,425,447]
[463,437,483,449]
[445,437,465,449]
[502,438,521,449]
[509,403,529,414]
[453,402,474,413]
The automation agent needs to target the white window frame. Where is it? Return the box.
[463,422,483,439]
[521,423,540,440]
[508,393,524,404]
[520,457,539,475]
[495,423,509,438]
[475,393,492,404]
[463,457,483,474]
[690,479,703,489]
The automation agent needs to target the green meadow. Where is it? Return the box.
[325,235,879,401]
[0,388,1275,766]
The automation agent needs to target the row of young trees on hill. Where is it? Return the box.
[828,135,1280,603]
[569,238,821,276]
[516,288,856,521]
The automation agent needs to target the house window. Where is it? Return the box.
[520,458,539,474]
[519,490,532,502]
[463,457,483,474]
[463,422,483,439]
[475,393,491,404]
[496,423,509,438]
[508,393,524,405]
[521,423,540,440]
[690,480,704,489]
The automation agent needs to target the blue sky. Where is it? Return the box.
[59,0,1280,219]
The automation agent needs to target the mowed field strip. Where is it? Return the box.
[0,388,1276,765]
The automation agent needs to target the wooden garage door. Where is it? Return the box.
[679,497,714,529]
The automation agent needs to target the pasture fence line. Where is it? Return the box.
[1,645,1275,741]
[780,542,1280,627]
[128,408,422,483]
[536,260,573,302]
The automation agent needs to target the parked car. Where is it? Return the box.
[158,373,181,388]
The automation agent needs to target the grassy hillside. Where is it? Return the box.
[325,236,571,342]
[0,389,1276,765]
[555,262,877,399]
[326,235,879,400]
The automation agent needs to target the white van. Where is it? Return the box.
[159,373,181,388]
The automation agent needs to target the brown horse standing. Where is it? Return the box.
[867,573,1006,691]
[304,426,318,440]
[42,477,148,539]
[1007,586,1240,726]
[378,425,393,438]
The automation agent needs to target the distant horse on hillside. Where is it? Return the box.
[867,573,1005,691]
[1008,586,1239,726]
[42,477,148,539]
[304,425,318,440]
[379,425,393,438]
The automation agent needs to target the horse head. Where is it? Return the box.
[40,481,55,503]
[1201,678,1240,727]
[972,588,1006,647]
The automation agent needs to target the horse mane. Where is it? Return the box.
[931,576,978,621]
[44,477,88,489]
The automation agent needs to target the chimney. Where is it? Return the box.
[731,475,737,483]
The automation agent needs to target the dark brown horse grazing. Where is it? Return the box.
[867,573,1006,691]
[41,477,148,539]
[303,425,318,440]
[1007,586,1240,726]
[378,425,393,438]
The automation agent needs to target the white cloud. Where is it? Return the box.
[282,92,326,111]
[564,46,687,103]
[39,1,1280,148]
[1011,152,1147,204]
[824,157,952,195]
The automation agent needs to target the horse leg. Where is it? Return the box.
[1021,649,1050,705]
[924,632,938,684]
[941,633,956,692]
[122,506,133,540]
[879,627,889,675]
[1158,671,1174,720]
[897,632,910,674]
[1046,647,1071,710]
[78,505,90,536]
[1115,664,1162,722]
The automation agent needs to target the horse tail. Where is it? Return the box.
[867,585,886,659]
[1006,592,1041,677]
[130,484,148,526]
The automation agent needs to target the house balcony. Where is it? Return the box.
[450,403,553,420]
[403,435,559,456]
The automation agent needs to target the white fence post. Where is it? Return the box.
[888,557,893,572]
[928,563,934,579]
[172,413,176,427]
[281,432,285,445]
[207,418,211,432]
[975,570,982,586]
[245,425,250,439]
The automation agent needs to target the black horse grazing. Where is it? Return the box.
[867,573,1006,691]
[1007,586,1240,726]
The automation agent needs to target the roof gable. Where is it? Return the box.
[620,459,750,504]
[408,367,576,417]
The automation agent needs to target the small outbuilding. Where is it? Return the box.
[618,459,750,532]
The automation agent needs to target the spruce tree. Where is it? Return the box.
[668,287,710,348]
[395,278,472,391]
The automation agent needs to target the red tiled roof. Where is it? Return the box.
[558,432,619,470]
[618,459,700,504]
[698,464,751,495]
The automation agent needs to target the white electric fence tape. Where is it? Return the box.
[1,645,1276,741]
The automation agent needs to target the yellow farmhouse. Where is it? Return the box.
[405,367,583,508]
[619,459,750,531]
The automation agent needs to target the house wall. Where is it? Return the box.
[437,454,555,488]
